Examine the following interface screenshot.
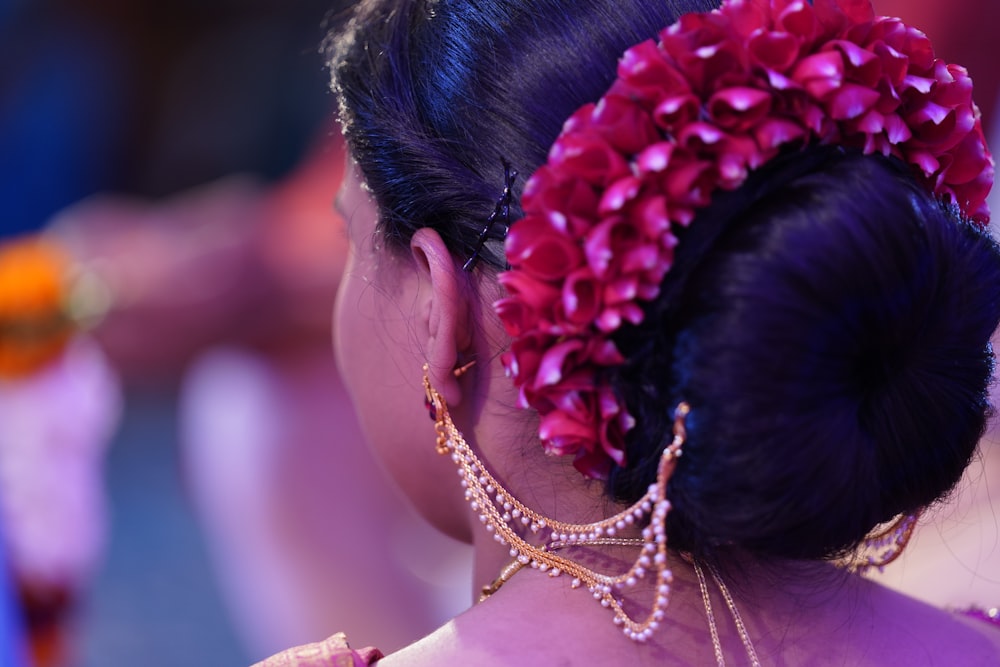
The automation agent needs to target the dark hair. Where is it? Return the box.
[330,0,717,269]
[330,1,1000,563]
[610,148,1000,562]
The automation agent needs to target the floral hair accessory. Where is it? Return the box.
[494,0,993,479]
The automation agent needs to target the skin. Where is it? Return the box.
[333,163,1000,665]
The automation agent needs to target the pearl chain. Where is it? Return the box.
[423,364,689,642]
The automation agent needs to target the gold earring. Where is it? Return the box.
[453,360,476,378]
[423,362,690,642]
[842,511,921,574]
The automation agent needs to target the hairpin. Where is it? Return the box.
[463,160,517,272]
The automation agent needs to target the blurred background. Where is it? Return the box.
[1,1,473,666]
[0,1,998,666]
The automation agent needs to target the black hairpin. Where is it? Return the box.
[463,160,518,272]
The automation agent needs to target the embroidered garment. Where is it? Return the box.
[253,632,382,667]
[958,606,1000,630]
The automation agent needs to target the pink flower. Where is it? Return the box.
[708,87,773,132]
[614,40,690,108]
[548,133,629,187]
[661,13,747,95]
[493,0,993,478]
[505,214,584,282]
[495,270,561,336]
[592,95,661,155]
[561,268,603,327]
[748,30,803,73]
[653,93,702,132]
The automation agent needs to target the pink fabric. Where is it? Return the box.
[252,632,382,666]
[958,606,1000,630]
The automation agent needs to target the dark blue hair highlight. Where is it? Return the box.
[330,0,716,267]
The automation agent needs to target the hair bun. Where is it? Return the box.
[610,149,1000,562]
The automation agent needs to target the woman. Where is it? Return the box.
[260,0,1000,663]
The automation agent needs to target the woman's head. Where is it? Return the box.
[329,0,1000,563]
[329,0,718,534]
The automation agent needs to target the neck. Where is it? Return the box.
[465,541,871,665]
[435,364,899,663]
[456,377,627,604]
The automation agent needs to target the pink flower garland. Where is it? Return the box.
[494,0,993,479]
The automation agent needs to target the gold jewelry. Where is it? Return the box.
[423,362,689,642]
[453,360,477,378]
[694,560,726,667]
[481,538,647,601]
[693,560,761,667]
[840,511,921,574]
[547,537,645,550]
[479,559,529,602]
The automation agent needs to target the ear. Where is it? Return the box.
[410,228,473,407]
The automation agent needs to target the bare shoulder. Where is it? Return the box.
[373,605,528,667]
[862,582,1000,666]
[947,612,1000,664]
[373,620,478,667]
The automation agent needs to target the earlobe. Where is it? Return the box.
[410,228,471,407]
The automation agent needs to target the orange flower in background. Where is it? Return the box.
[0,236,74,378]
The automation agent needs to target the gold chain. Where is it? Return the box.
[694,560,761,667]
[426,364,762,661]
[424,363,688,642]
